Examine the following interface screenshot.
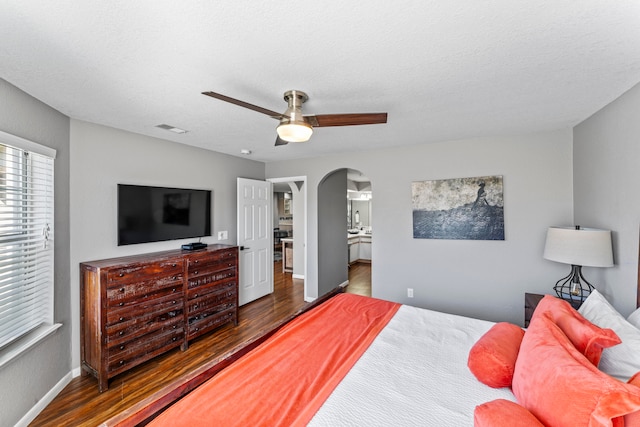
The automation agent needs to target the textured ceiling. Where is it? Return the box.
[1,1,639,162]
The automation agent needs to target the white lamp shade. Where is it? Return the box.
[543,226,613,267]
[276,121,313,142]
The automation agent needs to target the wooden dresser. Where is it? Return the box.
[80,245,238,392]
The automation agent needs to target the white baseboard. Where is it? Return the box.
[292,273,304,280]
[339,280,349,288]
[16,370,73,427]
[72,366,82,377]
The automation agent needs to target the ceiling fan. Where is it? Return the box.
[202,90,387,146]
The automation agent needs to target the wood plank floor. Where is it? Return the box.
[30,261,371,426]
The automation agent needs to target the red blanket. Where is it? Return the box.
[149,293,400,426]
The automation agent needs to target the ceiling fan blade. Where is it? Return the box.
[275,136,289,146]
[306,113,387,127]
[202,91,284,120]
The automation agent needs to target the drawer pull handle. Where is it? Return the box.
[172,300,177,304]
[119,360,125,365]
[194,271,198,275]
[119,273,124,277]
[120,345,125,350]
[172,263,177,267]
[119,317,124,322]
[119,331,124,336]
[119,287,125,293]
[172,288,177,292]
[119,302,124,306]
[172,337,177,341]
[172,276,177,280]
[194,293,198,298]
[194,304,198,309]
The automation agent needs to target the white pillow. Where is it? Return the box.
[628,307,640,329]
[578,289,640,381]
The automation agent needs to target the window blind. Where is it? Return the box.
[0,142,54,350]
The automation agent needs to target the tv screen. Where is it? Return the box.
[118,184,211,246]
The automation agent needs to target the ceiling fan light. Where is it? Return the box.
[276,121,313,142]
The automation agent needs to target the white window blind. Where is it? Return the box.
[0,139,55,350]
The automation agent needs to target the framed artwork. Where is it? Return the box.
[412,175,504,240]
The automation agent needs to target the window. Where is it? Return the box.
[0,131,56,354]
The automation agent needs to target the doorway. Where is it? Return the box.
[347,169,372,296]
[316,168,373,298]
[268,176,308,300]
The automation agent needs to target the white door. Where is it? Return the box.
[237,178,273,305]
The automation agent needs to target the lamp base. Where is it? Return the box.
[553,264,593,306]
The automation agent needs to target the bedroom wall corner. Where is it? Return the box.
[0,79,72,427]
[266,129,574,325]
[69,120,265,371]
[574,80,640,316]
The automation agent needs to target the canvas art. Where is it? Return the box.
[412,175,504,240]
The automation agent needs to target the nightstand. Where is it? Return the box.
[524,292,584,327]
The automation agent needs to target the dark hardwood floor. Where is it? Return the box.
[30,261,371,426]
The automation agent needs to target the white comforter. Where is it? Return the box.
[309,304,517,426]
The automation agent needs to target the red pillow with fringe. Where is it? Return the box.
[531,295,620,365]
[513,313,640,427]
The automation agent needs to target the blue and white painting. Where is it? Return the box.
[412,175,504,240]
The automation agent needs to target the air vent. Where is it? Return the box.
[156,124,188,134]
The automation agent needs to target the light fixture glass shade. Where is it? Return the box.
[543,226,613,267]
[276,121,313,142]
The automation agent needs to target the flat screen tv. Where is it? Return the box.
[118,184,211,246]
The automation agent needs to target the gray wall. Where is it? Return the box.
[69,119,264,369]
[317,169,348,296]
[574,81,640,316]
[0,79,71,426]
[266,130,574,324]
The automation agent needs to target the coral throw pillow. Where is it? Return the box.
[623,372,640,425]
[512,313,640,427]
[468,322,525,388]
[474,399,545,427]
[531,295,620,365]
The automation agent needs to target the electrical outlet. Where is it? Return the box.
[407,288,414,298]
[217,230,228,240]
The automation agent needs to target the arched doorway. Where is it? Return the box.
[317,168,372,297]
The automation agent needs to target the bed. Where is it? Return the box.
[104,267,640,426]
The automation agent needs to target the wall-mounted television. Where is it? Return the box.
[118,184,212,246]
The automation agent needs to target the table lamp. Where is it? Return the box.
[542,225,613,304]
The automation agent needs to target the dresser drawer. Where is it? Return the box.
[187,267,236,290]
[187,277,235,300]
[188,306,236,339]
[108,327,185,375]
[186,287,236,316]
[107,277,182,308]
[106,293,183,333]
[186,249,236,274]
[107,259,183,286]
[107,315,183,352]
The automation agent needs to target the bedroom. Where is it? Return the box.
[1,1,640,426]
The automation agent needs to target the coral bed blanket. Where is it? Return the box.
[148,293,400,427]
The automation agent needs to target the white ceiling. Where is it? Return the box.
[1,1,639,163]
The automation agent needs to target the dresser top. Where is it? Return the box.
[80,244,237,269]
